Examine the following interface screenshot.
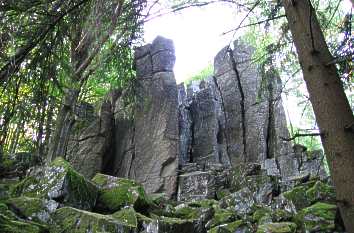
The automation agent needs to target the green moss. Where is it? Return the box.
[252,207,272,223]
[10,157,97,210]
[5,196,56,224]
[208,209,236,228]
[6,197,42,217]
[0,213,47,233]
[51,207,136,233]
[257,222,297,233]
[282,185,310,210]
[216,189,231,200]
[306,181,336,204]
[294,202,336,232]
[188,199,219,209]
[112,207,137,227]
[10,176,39,197]
[92,173,148,213]
[272,209,293,222]
[174,206,200,220]
[208,220,246,233]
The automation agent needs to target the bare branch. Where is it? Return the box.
[280,133,323,141]
[222,14,286,35]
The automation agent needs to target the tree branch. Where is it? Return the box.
[0,0,89,85]
[222,14,286,35]
[280,133,323,141]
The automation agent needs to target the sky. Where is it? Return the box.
[143,1,353,131]
[144,3,242,83]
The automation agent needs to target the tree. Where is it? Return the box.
[283,0,354,231]
[0,0,145,160]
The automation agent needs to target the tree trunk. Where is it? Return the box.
[47,88,79,163]
[43,96,55,156]
[283,1,354,232]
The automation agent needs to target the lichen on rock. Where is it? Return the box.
[10,157,98,210]
[92,173,149,213]
[51,206,137,233]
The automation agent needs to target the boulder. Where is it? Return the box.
[220,187,255,216]
[207,220,252,233]
[150,217,195,233]
[256,222,297,233]
[5,196,58,224]
[177,171,215,202]
[294,202,337,232]
[10,157,98,210]
[51,207,137,233]
[281,180,336,211]
[206,208,236,229]
[92,173,149,213]
[0,213,47,233]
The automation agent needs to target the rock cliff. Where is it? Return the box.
[63,36,328,201]
[0,36,342,233]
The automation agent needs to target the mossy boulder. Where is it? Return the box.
[208,220,252,233]
[5,196,58,224]
[220,187,255,215]
[252,206,272,224]
[10,157,98,210]
[306,181,336,204]
[92,173,149,213]
[0,203,47,233]
[112,207,138,228]
[256,222,297,233]
[282,184,311,210]
[281,180,335,211]
[293,202,337,232]
[206,208,236,229]
[148,216,195,233]
[51,206,137,233]
[272,209,293,222]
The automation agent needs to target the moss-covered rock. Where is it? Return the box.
[51,206,137,233]
[92,173,149,213]
[256,222,297,233]
[282,180,336,212]
[220,187,255,216]
[282,185,310,210]
[10,157,98,210]
[306,181,336,204]
[5,196,58,224]
[294,202,336,232]
[252,206,272,224]
[187,199,219,209]
[272,209,293,222]
[112,207,137,228]
[206,209,236,229]
[0,213,48,233]
[148,216,195,233]
[208,220,252,233]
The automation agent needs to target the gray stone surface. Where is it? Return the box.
[66,95,116,179]
[177,171,215,202]
[113,36,179,198]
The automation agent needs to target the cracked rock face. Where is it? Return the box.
[177,41,293,169]
[113,36,179,198]
[61,37,329,202]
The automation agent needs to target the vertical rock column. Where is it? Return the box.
[124,36,179,197]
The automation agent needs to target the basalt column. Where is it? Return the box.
[113,36,179,197]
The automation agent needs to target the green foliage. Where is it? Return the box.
[185,63,213,86]
[0,0,146,156]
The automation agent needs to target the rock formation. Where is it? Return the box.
[0,36,341,233]
[63,37,328,201]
